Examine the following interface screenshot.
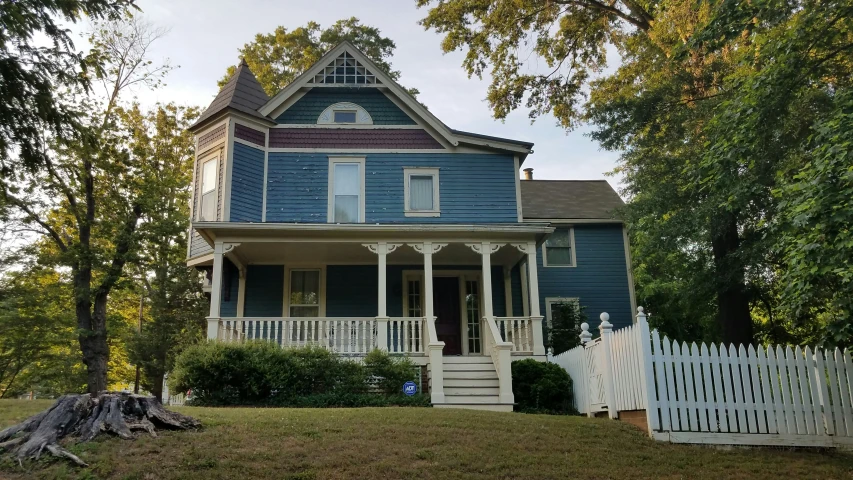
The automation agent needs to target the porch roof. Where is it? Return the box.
[190,222,553,267]
[193,222,553,243]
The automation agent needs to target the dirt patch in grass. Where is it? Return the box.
[2,399,853,479]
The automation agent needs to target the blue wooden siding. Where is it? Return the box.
[189,230,212,258]
[265,153,518,224]
[265,153,328,223]
[230,143,264,222]
[326,266,378,317]
[276,88,416,125]
[510,265,524,316]
[219,259,239,317]
[536,224,633,329]
[244,265,284,317]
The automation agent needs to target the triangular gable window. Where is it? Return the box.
[309,51,380,85]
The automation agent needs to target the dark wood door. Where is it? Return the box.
[434,277,461,355]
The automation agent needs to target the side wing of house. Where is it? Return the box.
[518,179,636,331]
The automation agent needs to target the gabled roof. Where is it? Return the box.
[521,180,625,220]
[191,58,274,131]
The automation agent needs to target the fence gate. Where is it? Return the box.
[585,339,607,413]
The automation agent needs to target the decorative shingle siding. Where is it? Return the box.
[265,153,329,223]
[230,143,264,222]
[244,265,284,317]
[234,123,266,146]
[198,124,226,151]
[536,224,632,329]
[264,153,518,223]
[276,88,416,125]
[188,229,212,258]
[269,128,442,149]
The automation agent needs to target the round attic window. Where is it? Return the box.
[317,102,373,125]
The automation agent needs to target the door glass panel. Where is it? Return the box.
[407,280,422,317]
[466,280,481,354]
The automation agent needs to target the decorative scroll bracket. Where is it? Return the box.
[466,242,502,255]
[510,242,533,255]
[410,242,447,255]
[362,242,403,255]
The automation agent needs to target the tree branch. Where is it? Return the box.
[94,203,143,300]
[554,0,651,30]
[2,195,68,252]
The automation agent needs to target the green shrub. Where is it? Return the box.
[170,342,424,407]
[510,359,576,414]
[363,349,418,395]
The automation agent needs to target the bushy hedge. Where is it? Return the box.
[169,342,424,406]
[510,359,576,414]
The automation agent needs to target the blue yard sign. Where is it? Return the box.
[403,381,417,396]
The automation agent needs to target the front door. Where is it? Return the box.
[434,277,461,355]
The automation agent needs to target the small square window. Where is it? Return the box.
[333,110,357,123]
[404,168,440,217]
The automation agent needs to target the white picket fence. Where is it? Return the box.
[550,308,853,448]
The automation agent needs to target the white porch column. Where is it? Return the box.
[411,242,447,404]
[363,242,401,351]
[207,241,224,340]
[513,242,546,355]
[503,266,513,317]
[236,269,246,318]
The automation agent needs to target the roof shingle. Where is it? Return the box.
[520,180,624,220]
[192,59,272,130]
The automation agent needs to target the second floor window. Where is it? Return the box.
[328,157,364,223]
[199,158,217,221]
[404,167,440,217]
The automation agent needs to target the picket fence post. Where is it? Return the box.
[636,307,659,435]
[599,312,618,419]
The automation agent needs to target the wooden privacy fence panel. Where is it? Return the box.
[550,307,853,447]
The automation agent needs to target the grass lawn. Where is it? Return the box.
[2,400,853,479]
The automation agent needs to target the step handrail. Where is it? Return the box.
[483,316,515,405]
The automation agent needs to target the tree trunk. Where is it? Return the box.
[0,393,200,467]
[711,214,754,345]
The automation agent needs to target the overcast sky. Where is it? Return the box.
[99,0,622,190]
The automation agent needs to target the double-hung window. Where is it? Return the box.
[328,157,365,223]
[404,167,440,217]
[543,228,576,267]
[199,157,218,221]
[288,269,321,317]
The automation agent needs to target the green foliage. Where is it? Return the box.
[548,301,585,355]
[220,17,417,97]
[170,343,422,406]
[420,0,853,346]
[510,359,575,414]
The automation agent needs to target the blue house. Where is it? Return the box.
[187,42,634,411]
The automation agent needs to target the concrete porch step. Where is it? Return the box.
[444,393,503,404]
[441,356,493,364]
[443,363,496,371]
[445,386,500,396]
[434,403,513,412]
[444,378,498,387]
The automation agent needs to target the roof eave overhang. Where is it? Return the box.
[522,218,624,224]
[189,107,276,133]
[193,221,554,243]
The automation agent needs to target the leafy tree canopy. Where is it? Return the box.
[219,17,418,97]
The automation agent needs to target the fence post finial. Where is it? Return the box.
[636,306,646,324]
[599,312,612,333]
[580,322,592,345]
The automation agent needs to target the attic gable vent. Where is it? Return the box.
[309,51,380,85]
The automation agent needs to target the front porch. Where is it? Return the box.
[195,223,553,409]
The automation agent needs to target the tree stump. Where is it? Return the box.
[0,392,200,467]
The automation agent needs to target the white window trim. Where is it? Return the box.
[198,154,219,222]
[403,167,440,217]
[327,156,366,223]
[318,102,373,125]
[543,227,577,267]
[283,266,327,317]
[545,296,581,333]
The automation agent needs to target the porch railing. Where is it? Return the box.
[483,316,514,404]
[217,317,426,355]
[494,316,534,353]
